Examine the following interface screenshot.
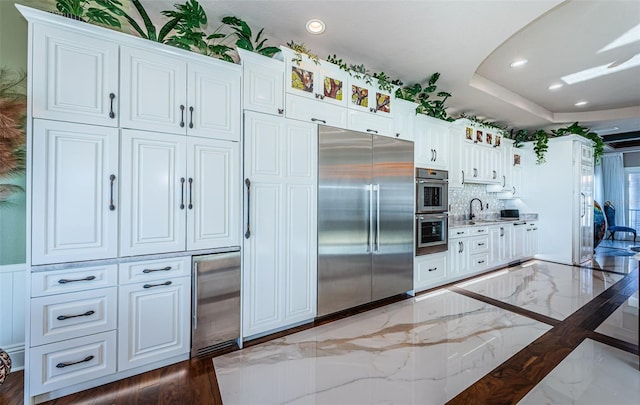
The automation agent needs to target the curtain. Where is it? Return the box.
[594,162,603,208]
[601,153,626,226]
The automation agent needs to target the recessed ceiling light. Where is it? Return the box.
[510,59,528,68]
[548,83,564,90]
[306,19,325,34]
[575,101,588,107]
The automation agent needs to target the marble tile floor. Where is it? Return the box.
[214,260,639,405]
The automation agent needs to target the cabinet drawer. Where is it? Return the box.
[119,256,191,284]
[347,110,393,137]
[31,287,117,346]
[449,228,469,239]
[469,253,489,272]
[285,94,347,128]
[470,226,489,235]
[29,330,116,396]
[470,237,489,253]
[32,264,117,297]
[414,254,447,288]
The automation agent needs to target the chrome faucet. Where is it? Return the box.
[469,198,483,220]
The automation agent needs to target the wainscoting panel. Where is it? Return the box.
[0,263,26,370]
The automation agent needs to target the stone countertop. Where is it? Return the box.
[449,217,536,229]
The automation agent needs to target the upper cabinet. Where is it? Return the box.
[452,120,504,185]
[238,49,284,117]
[346,75,395,117]
[393,99,418,141]
[281,47,349,108]
[120,45,240,141]
[414,115,450,170]
[32,23,119,127]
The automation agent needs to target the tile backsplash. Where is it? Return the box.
[449,184,505,220]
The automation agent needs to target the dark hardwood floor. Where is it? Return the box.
[1,258,637,405]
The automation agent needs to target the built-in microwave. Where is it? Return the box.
[416,213,448,255]
[416,168,448,213]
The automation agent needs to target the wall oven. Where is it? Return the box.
[416,213,448,255]
[415,168,448,255]
[416,168,448,213]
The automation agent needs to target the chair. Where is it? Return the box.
[603,201,636,243]
[0,348,10,385]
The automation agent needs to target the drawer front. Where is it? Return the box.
[415,255,447,288]
[469,253,489,271]
[470,226,489,235]
[285,94,348,128]
[32,264,117,297]
[449,228,469,239]
[347,110,393,137]
[470,237,489,253]
[119,256,191,284]
[31,287,117,346]
[29,330,116,395]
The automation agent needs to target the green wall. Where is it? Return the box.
[0,1,51,265]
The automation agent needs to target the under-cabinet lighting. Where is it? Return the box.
[306,19,325,34]
[510,59,528,68]
[548,83,564,90]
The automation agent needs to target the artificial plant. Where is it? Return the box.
[551,122,604,163]
[54,0,121,26]
[396,73,453,121]
[0,68,27,205]
[224,17,280,58]
[288,41,320,65]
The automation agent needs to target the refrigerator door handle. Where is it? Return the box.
[192,262,198,330]
[245,178,251,238]
[367,184,373,252]
[580,192,586,217]
[374,184,380,252]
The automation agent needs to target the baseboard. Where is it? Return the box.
[5,343,25,371]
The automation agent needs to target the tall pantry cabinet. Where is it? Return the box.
[19,6,240,403]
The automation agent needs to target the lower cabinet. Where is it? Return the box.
[524,222,538,257]
[414,252,447,292]
[242,111,317,338]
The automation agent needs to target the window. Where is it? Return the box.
[625,167,640,229]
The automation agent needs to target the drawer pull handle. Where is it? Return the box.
[311,118,326,124]
[142,266,172,274]
[366,129,378,134]
[143,281,172,289]
[109,93,115,118]
[478,260,485,264]
[457,231,464,234]
[57,310,95,321]
[56,355,94,369]
[478,230,485,233]
[58,276,96,284]
[428,267,437,272]
[478,243,485,246]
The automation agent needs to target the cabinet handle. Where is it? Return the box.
[473,168,478,177]
[527,229,532,232]
[434,149,438,161]
[461,170,465,184]
[142,266,171,274]
[428,267,437,272]
[180,177,185,209]
[56,355,94,369]
[370,107,377,113]
[396,133,400,138]
[366,129,378,134]
[430,149,434,161]
[58,276,96,284]
[478,242,485,246]
[478,260,485,264]
[460,241,464,253]
[502,175,506,187]
[457,231,464,235]
[179,105,185,128]
[278,108,284,115]
[533,228,537,231]
[500,227,504,237]
[245,178,251,239]
[108,93,115,119]
[143,281,172,289]
[493,170,497,179]
[57,310,95,321]
[109,174,116,211]
[315,93,325,100]
[189,106,194,129]
[478,229,485,233]
[188,177,193,210]
[311,118,326,124]
[512,186,516,195]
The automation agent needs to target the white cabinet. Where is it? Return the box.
[120,45,240,140]
[525,222,539,258]
[285,93,348,128]
[32,23,119,126]
[414,115,450,169]
[511,149,523,196]
[186,138,239,250]
[393,99,417,141]
[120,130,239,256]
[512,223,526,259]
[347,75,395,117]
[414,252,447,292]
[120,130,187,256]
[238,48,284,116]
[489,225,511,265]
[347,109,393,137]
[282,47,349,108]
[448,238,469,278]
[242,112,317,338]
[117,273,190,372]
[32,119,119,265]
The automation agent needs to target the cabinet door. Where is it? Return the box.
[240,49,284,116]
[186,138,239,250]
[431,121,450,169]
[120,130,186,256]
[414,253,447,291]
[118,276,190,372]
[348,76,394,117]
[32,24,119,126]
[285,93,347,128]
[393,99,417,141]
[489,227,501,264]
[242,112,317,337]
[187,61,240,141]
[448,239,468,277]
[512,224,526,259]
[120,46,187,134]
[32,120,118,265]
[347,109,393,137]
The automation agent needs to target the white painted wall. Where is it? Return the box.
[0,263,26,370]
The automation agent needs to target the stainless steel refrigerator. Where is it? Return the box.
[317,126,414,317]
